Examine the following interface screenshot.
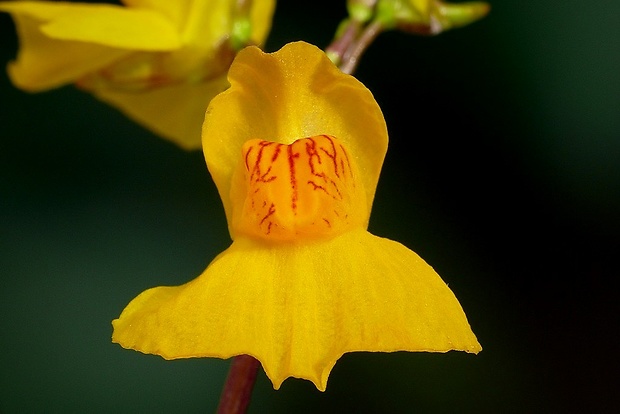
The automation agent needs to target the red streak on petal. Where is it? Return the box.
[307,180,328,194]
[251,142,280,183]
[271,144,282,162]
[288,144,299,213]
[244,146,253,171]
[260,203,276,224]
[320,135,340,178]
[339,143,354,181]
[260,203,276,231]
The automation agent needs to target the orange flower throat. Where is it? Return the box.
[231,135,367,241]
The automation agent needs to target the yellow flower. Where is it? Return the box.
[112,41,481,391]
[0,0,275,149]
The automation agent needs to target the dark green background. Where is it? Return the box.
[1,1,618,412]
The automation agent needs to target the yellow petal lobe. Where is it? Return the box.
[2,13,129,91]
[1,0,276,149]
[231,136,367,241]
[0,2,181,50]
[90,75,229,150]
[112,229,481,391]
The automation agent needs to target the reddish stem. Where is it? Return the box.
[216,355,261,414]
[325,20,361,65]
[340,20,384,75]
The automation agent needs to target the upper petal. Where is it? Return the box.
[247,0,276,45]
[202,42,388,231]
[178,0,275,47]
[112,229,480,391]
[122,0,189,26]
[0,2,181,50]
[122,0,275,63]
[0,1,182,90]
[3,12,127,91]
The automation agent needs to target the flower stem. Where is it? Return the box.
[325,0,384,75]
[216,355,261,414]
[339,20,383,75]
[325,20,361,66]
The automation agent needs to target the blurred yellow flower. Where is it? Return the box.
[0,0,275,149]
[112,41,481,391]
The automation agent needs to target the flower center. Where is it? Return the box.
[231,135,367,242]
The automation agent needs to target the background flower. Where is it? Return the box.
[0,0,275,149]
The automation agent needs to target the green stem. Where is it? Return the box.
[216,355,261,414]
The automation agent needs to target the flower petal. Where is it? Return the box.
[112,229,480,391]
[247,0,276,45]
[2,13,128,91]
[0,1,182,91]
[202,42,388,231]
[92,75,229,150]
[0,2,181,50]
[122,0,190,26]
[122,0,275,48]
